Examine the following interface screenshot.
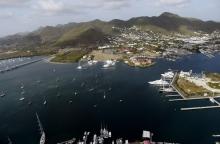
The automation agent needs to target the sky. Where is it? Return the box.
[0,0,220,37]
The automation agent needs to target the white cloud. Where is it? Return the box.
[156,0,190,7]
[0,0,29,6]
[33,0,132,16]
[37,0,63,13]
[0,11,13,18]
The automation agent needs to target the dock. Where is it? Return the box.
[169,96,220,102]
[57,138,76,144]
[199,49,215,58]
[165,94,180,97]
[0,59,43,74]
[181,105,220,111]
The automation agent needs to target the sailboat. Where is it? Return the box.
[43,96,47,105]
[0,92,6,98]
[77,61,82,69]
[103,91,106,99]
[36,113,46,144]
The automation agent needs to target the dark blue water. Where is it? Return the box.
[0,54,220,144]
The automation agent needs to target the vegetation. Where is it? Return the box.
[208,82,220,89]
[1,12,220,52]
[206,73,220,81]
[51,50,87,63]
[0,49,55,60]
[176,77,212,98]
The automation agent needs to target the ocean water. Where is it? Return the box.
[0,54,220,144]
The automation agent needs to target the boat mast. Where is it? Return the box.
[36,113,44,135]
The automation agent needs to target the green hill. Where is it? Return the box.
[0,12,220,51]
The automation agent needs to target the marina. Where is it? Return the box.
[0,54,220,143]
[0,57,44,73]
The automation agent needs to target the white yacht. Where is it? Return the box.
[88,60,98,65]
[148,79,169,86]
[103,60,116,68]
[19,97,25,101]
[160,87,174,93]
[161,71,174,79]
[77,61,82,69]
[0,92,6,98]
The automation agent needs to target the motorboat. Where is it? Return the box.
[161,71,174,79]
[19,97,25,101]
[148,79,169,86]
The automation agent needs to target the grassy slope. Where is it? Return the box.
[176,77,211,97]
[51,50,87,63]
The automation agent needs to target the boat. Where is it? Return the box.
[103,91,106,99]
[21,91,25,95]
[161,71,174,79]
[77,65,82,69]
[36,113,46,144]
[103,60,116,68]
[43,100,47,105]
[28,101,32,105]
[209,98,215,104]
[40,132,46,144]
[89,88,94,92]
[8,137,12,144]
[20,85,24,89]
[159,87,174,93]
[77,61,82,69]
[148,79,169,86]
[88,60,98,65]
[19,97,25,101]
[0,92,6,98]
[57,138,76,144]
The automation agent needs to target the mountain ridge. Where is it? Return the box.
[0,12,220,51]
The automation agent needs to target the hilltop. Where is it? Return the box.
[0,12,220,60]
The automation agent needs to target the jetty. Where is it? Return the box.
[57,138,76,144]
[199,49,215,58]
[0,59,43,73]
[181,105,220,111]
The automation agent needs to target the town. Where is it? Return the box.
[86,26,220,68]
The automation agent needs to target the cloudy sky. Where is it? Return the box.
[0,0,220,37]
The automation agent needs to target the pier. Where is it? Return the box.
[165,94,180,97]
[199,49,215,58]
[57,138,76,144]
[0,58,43,73]
[169,96,220,102]
[181,105,220,111]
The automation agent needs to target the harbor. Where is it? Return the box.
[0,57,44,73]
[0,54,220,144]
